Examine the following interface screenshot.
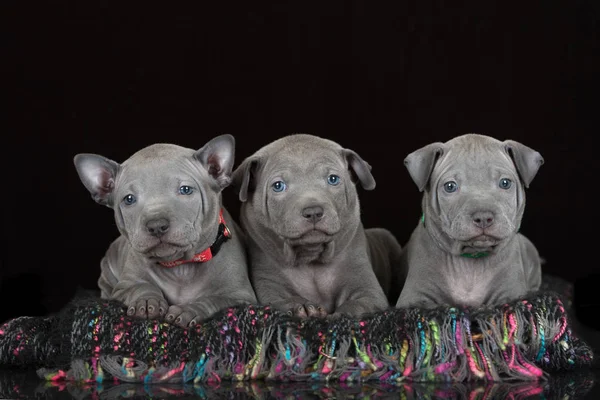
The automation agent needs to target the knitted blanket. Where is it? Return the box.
[0,275,593,385]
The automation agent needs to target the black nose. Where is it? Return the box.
[302,206,324,223]
[472,211,494,229]
[146,218,170,237]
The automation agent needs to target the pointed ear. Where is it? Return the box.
[404,142,445,192]
[74,154,120,206]
[343,149,376,190]
[504,140,544,188]
[231,156,260,202]
[194,134,236,190]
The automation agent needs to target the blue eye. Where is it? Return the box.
[443,181,458,193]
[123,194,136,205]
[272,181,286,192]
[327,174,340,186]
[179,185,193,195]
[499,178,512,189]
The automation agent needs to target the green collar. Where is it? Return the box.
[421,213,490,258]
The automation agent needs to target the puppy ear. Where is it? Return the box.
[404,142,445,192]
[74,154,120,206]
[504,140,544,188]
[194,134,236,190]
[231,156,260,202]
[343,149,376,190]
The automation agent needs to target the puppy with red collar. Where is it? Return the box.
[74,135,257,327]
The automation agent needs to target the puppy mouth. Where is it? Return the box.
[467,234,498,246]
[144,241,192,261]
[285,229,334,246]
[460,234,500,253]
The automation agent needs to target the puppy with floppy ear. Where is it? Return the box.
[396,133,544,309]
[232,134,402,318]
[74,134,257,327]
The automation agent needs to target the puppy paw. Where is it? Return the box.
[286,303,328,318]
[126,297,168,320]
[165,304,206,328]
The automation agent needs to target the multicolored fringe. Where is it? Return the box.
[265,295,593,384]
[0,285,593,385]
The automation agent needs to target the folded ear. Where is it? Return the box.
[73,154,120,206]
[503,140,544,188]
[343,149,376,190]
[231,156,261,202]
[194,134,236,190]
[404,142,445,192]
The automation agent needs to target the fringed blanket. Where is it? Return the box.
[0,275,593,385]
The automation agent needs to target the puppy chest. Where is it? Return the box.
[445,279,489,307]
[149,266,209,305]
[282,268,338,307]
[443,264,496,307]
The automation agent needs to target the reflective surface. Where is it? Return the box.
[0,368,597,399]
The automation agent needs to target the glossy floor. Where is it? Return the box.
[0,367,598,399]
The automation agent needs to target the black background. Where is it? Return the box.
[2,1,598,325]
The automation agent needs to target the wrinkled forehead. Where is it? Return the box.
[261,147,345,176]
[433,143,517,180]
[117,156,201,186]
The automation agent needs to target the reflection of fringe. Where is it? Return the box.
[0,367,597,400]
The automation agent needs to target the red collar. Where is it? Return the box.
[158,209,231,268]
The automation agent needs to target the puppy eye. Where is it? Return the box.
[179,185,194,195]
[327,174,341,186]
[443,181,458,193]
[123,194,136,205]
[499,178,512,189]
[272,180,286,192]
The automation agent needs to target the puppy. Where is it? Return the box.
[396,133,544,309]
[232,134,402,318]
[74,134,257,327]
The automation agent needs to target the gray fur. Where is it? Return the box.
[232,134,402,318]
[74,135,257,327]
[396,133,544,308]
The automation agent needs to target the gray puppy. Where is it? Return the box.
[396,133,544,309]
[232,134,402,318]
[74,135,257,327]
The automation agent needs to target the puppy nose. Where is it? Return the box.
[146,218,170,237]
[302,206,324,223]
[472,211,494,229]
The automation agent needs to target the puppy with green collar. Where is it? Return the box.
[396,134,544,309]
